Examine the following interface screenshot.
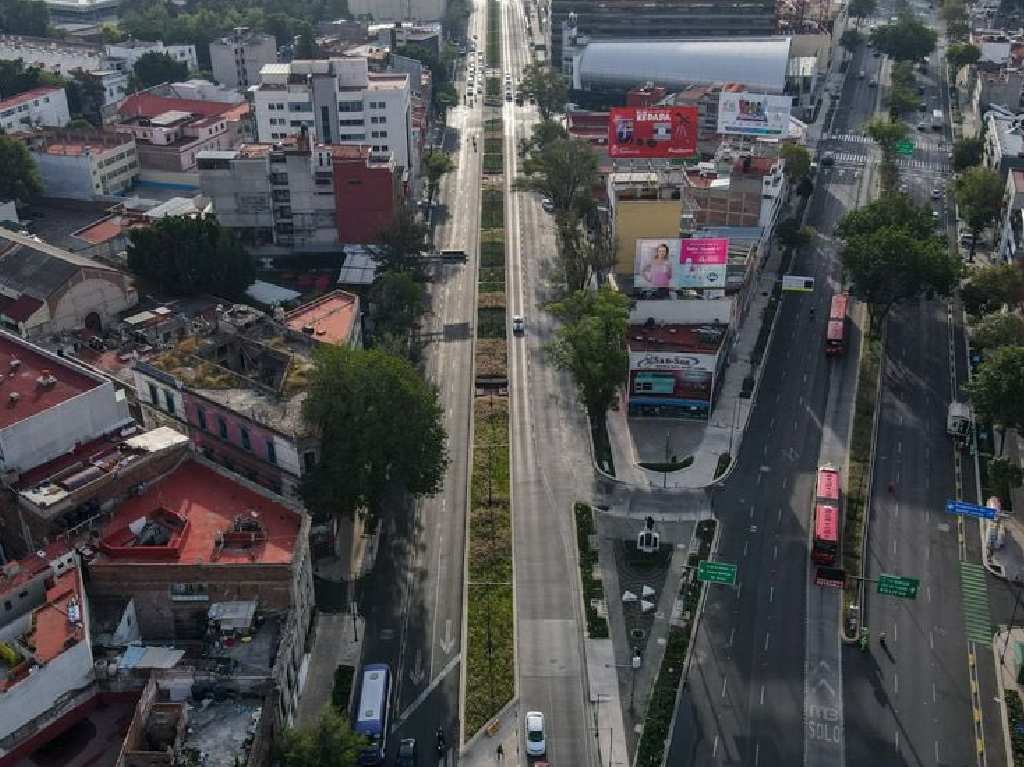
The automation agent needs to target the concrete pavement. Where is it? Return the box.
[295,613,364,726]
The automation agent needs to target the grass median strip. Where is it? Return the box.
[465,397,514,736]
[573,503,608,639]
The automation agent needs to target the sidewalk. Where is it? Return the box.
[990,627,1020,765]
[459,702,522,767]
[604,246,783,490]
[295,612,364,726]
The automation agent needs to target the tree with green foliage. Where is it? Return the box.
[952,136,983,171]
[294,21,319,58]
[865,117,908,157]
[840,29,864,53]
[0,58,49,100]
[776,218,813,249]
[987,456,1024,501]
[517,137,597,219]
[422,149,455,208]
[971,312,1024,354]
[527,118,568,152]
[126,215,254,298]
[961,264,1024,316]
[397,43,457,113]
[869,17,937,61]
[301,345,448,520]
[519,62,568,120]
[780,143,811,181]
[0,136,41,205]
[940,0,969,39]
[99,22,125,42]
[0,0,50,36]
[946,42,981,70]
[888,61,922,114]
[371,205,428,277]
[847,0,878,21]
[368,270,424,346]
[955,166,1004,259]
[277,704,367,767]
[133,51,189,89]
[547,288,630,417]
[965,345,1024,454]
[836,194,960,332]
[64,75,105,126]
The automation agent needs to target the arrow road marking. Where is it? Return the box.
[440,619,455,655]
[409,650,426,686]
[814,677,836,699]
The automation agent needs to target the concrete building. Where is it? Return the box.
[0,229,139,340]
[0,329,133,477]
[209,27,278,90]
[552,0,777,72]
[21,129,139,200]
[0,549,96,767]
[79,69,130,113]
[347,0,446,21]
[984,109,1024,180]
[131,304,323,499]
[0,35,107,75]
[151,79,246,103]
[0,87,70,133]
[252,57,414,178]
[198,139,400,254]
[103,40,198,73]
[282,289,361,347]
[997,168,1024,262]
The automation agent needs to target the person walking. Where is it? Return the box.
[496,743,504,761]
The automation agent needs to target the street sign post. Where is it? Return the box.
[877,573,919,599]
[945,500,997,520]
[697,560,737,586]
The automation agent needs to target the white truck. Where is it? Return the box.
[947,401,972,444]
[931,109,944,130]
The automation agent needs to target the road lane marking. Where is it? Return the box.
[729,628,735,647]
[894,673,898,694]
[760,684,766,705]
[770,586,775,603]
[713,735,719,757]
[764,632,770,651]
[895,730,900,752]
[721,677,727,698]
[743,541,749,556]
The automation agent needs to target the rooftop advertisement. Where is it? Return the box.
[717,92,792,137]
[608,106,698,159]
[634,238,729,290]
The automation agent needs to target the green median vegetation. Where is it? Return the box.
[1006,689,1024,765]
[465,397,514,736]
[486,0,500,68]
[573,503,608,638]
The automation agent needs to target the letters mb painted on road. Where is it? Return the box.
[696,560,737,586]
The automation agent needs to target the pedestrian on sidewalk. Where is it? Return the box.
[496,743,504,761]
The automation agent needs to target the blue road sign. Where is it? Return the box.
[945,500,997,520]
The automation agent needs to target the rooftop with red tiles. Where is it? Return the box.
[0,333,103,430]
[283,290,359,345]
[96,460,301,566]
[118,93,235,120]
[24,569,84,664]
[628,322,728,354]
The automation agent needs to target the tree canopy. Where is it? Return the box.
[961,264,1024,316]
[422,149,454,208]
[780,143,811,181]
[133,51,189,89]
[940,0,970,39]
[946,42,981,70]
[547,288,630,416]
[0,0,49,36]
[517,136,597,220]
[840,29,864,53]
[367,270,424,349]
[277,705,367,767]
[847,0,878,20]
[301,345,448,520]
[955,165,1004,257]
[0,58,62,101]
[952,136,983,171]
[126,215,254,298]
[0,136,41,205]
[865,117,908,156]
[888,61,922,115]
[519,62,568,120]
[837,194,961,332]
[869,17,937,61]
[965,345,1024,453]
[371,205,428,277]
[971,312,1024,354]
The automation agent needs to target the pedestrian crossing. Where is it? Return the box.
[823,151,948,173]
[959,561,993,644]
[826,133,874,144]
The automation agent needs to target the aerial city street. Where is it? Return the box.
[0,0,1020,763]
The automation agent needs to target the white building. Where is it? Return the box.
[85,69,129,108]
[0,87,70,133]
[24,129,139,200]
[104,40,198,73]
[0,35,107,75]
[156,79,245,103]
[347,0,446,22]
[253,57,414,177]
[209,27,278,90]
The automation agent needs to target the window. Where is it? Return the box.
[170,583,209,601]
[371,130,388,139]
[196,406,207,431]
[371,115,387,124]
[148,382,158,404]
[240,427,251,450]
[338,100,362,113]
[218,416,228,439]
[266,439,277,465]
[163,390,175,415]
[303,450,317,472]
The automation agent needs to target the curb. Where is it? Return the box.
[841,319,886,644]
[991,630,1015,765]
[586,410,627,486]
[459,694,520,755]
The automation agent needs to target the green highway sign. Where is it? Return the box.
[894,138,915,157]
[697,560,737,586]
[877,573,919,600]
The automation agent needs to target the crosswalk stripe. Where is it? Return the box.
[959,562,993,644]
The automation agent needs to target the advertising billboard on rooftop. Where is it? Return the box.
[608,106,698,159]
[634,238,729,290]
[717,92,792,137]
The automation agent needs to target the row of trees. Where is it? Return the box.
[0,0,49,37]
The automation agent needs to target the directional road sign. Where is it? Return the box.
[945,500,997,520]
[894,138,915,156]
[697,560,737,585]
[877,573,920,600]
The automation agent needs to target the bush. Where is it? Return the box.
[480,236,505,267]
[481,190,504,229]
[483,153,504,175]
[1007,689,1024,764]
[574,503,609,638]
[331,665,355,711]
[484,137,503,155]
[477,306,506,338]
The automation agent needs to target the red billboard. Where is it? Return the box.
[608,106,698,159]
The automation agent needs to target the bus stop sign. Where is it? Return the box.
[877,574,919,599]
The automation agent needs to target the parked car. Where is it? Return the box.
[512,314,525,335]
[525,711,546,756]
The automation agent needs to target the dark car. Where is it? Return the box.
[396,738,417,766]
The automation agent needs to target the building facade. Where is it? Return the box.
[104,41,198,73]
[209,27,278,90]
[0,87,70,133]
[252,57,414,178]
[0,35,106,75]
[23,129,139,200]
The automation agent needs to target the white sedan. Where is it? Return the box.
[525,711,546,756]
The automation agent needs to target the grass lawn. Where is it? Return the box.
[574,503,608,638]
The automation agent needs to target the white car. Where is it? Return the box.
[525,711,545,756]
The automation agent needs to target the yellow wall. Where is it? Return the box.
[614,200,682,276]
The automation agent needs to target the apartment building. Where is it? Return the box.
[103,40,198,73]
[0,87,69,133]
[22,129,138,200]
[0,35,106,74]
[197,138,400,253]
[209,27,278,90]
[252,57,414,178]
